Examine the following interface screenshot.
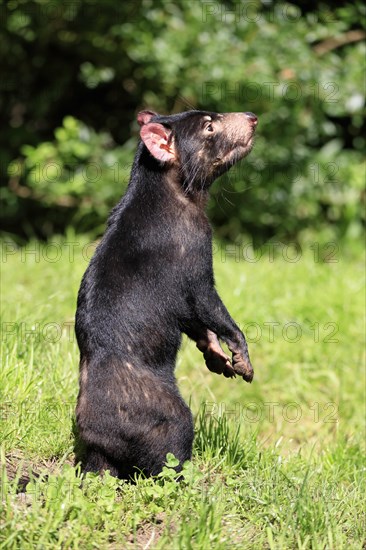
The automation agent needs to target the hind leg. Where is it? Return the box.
[135,400,194,477]
[81,447,120,477]
[77,358,194,479]
[81,411,193,480]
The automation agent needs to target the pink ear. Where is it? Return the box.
[140,123,176,162]
[137,110,158,127]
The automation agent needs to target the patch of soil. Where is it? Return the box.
[3,450,74,493]
[123,513,176,550]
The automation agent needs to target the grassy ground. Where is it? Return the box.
[1,235,365,549]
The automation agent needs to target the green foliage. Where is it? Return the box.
[1,1,365,240]
[8,116,134,233]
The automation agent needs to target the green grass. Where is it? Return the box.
[1,235,365,549]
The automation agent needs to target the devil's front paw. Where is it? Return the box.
[232,352,254,382]
[203,346,236,378]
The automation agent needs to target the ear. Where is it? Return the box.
[140,123,176,162]
[137,110,158,127]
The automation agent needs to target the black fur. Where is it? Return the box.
[75,109,258,479]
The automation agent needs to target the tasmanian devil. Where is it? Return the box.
[75,109,258,479]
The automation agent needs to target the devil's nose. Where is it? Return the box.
[245,112,258,125]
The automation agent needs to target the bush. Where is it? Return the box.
[1,0,365,241]
[7,116,134,235]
